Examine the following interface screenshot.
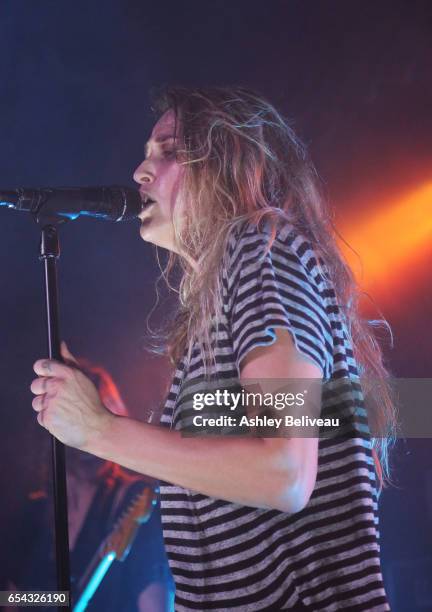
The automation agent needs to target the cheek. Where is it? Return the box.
[148,160,184,227]
[157,198,176,223]
[168,164,183,198]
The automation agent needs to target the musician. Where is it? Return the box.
[30,87,396,610]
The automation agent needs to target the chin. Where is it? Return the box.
[139,222,174,251]
[139,223,157,244]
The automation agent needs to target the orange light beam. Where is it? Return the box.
[337,182,432,289]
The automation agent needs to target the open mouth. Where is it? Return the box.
[140,195,157,210]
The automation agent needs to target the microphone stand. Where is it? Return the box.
[0,185,141,609]
[38,219,71,611]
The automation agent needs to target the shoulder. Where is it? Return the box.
[223,216,325,287]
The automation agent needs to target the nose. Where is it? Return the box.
[133,159,155,185]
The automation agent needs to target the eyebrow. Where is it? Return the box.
[145,134,177,156]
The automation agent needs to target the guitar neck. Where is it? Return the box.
[73,485,157,610]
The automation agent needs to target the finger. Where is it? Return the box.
[33,358,73,378]
[37,409,46,428]
[32,394,45,412]
[60,341,79,366]
[30,377,52,395]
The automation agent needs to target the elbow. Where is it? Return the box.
[265,441,318,514]
[273,471,314,514]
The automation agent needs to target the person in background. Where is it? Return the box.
[5,360,174,612]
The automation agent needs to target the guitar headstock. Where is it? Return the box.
[101,486,158,560]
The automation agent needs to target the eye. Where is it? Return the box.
[163,149,177,160]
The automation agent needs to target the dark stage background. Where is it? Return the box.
[0,2,431,611]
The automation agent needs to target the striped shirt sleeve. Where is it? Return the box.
[224,223,331,378]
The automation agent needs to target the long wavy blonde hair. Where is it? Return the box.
[148,86,397,485]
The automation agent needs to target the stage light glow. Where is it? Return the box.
[337,182,432,291]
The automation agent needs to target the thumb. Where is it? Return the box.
[60,341,79,366]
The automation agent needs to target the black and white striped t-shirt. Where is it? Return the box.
[159,220,389,611]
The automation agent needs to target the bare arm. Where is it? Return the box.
[31,330,321,513]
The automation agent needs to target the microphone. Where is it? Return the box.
[0,186,142,221]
